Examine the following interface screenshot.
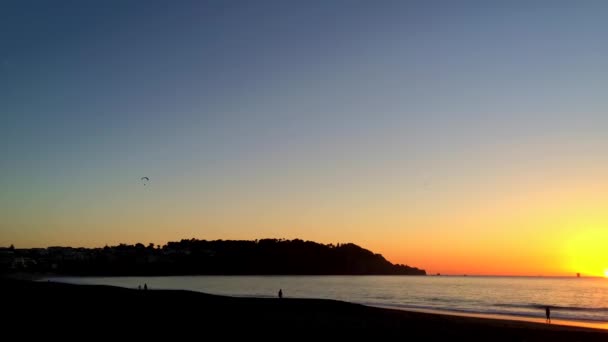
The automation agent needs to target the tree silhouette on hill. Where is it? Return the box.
[0,239,426,276]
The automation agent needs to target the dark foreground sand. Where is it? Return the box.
[3,278,607,341]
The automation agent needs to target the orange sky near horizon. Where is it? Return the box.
[4,170,607,277]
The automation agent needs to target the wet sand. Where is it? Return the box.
[3,278,607,340]
[379,306,608,331]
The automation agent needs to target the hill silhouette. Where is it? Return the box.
[1,238,426,276]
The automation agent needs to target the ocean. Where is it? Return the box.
[49,275,608,328]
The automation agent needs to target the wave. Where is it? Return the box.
[494,303,608,312]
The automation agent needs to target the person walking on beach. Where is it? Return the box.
[278,289,283,299]
[144,283,148,291]
[545,306,551,323]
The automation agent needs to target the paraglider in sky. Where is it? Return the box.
[140,176,149,186]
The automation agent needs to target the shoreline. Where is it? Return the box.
[36,274,608,331]
[28,273,608,331]
[372,305,608,331]
[3,278,608,340]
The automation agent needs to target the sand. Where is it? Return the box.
[3,278,607,340]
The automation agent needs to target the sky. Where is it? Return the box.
[1,1,607,276]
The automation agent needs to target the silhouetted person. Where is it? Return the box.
[545,306,551,323]
[138,285,141,290]
[278,289,283,299]
[144,283,148,291]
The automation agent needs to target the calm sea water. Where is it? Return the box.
[50,275,608,325]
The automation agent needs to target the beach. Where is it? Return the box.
[3,278,607,340]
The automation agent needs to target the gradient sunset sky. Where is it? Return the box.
[2,1,607,276]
